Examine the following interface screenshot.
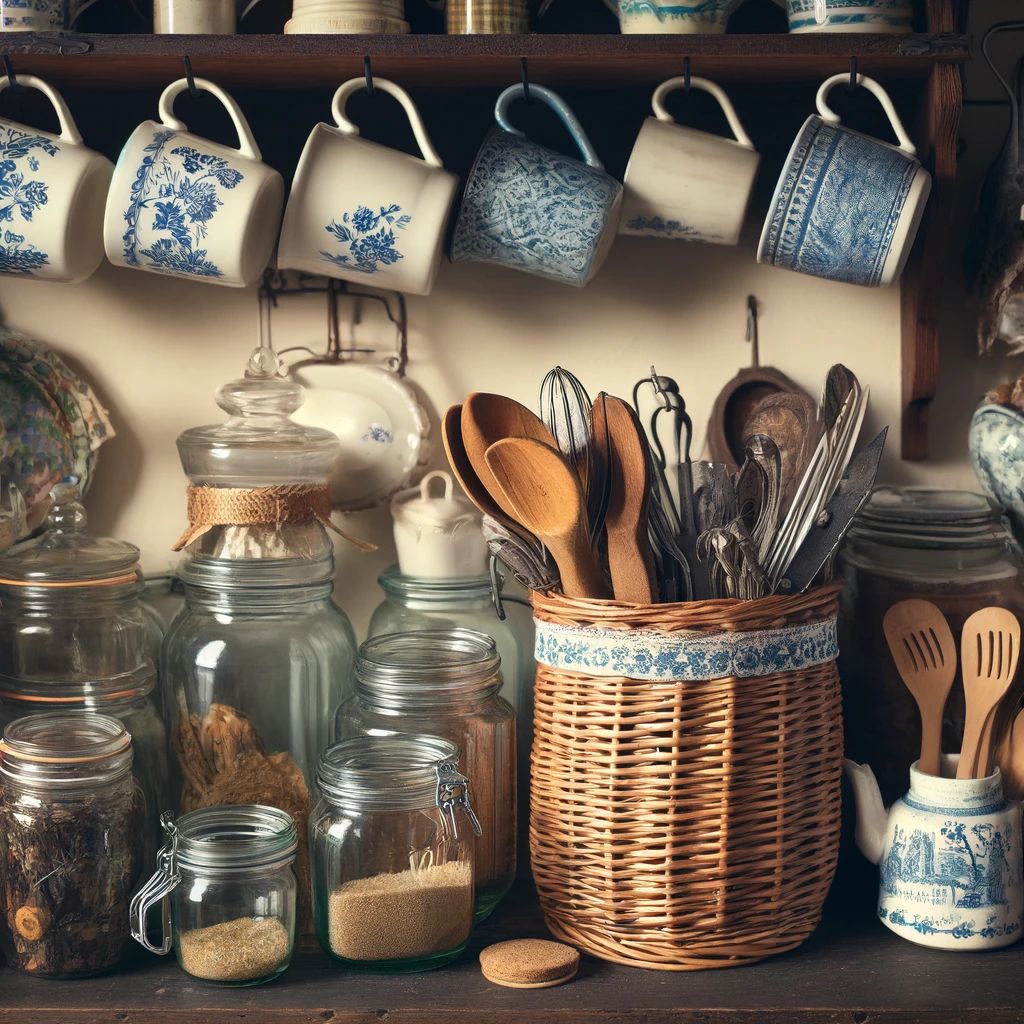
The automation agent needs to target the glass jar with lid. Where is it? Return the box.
[839,486,1024,802]
[131,805,298,986]
[335,629,515,920]
[310,733,480,972]
[162,347,359,930]
[0,712,144,978]
[0,483,167,862]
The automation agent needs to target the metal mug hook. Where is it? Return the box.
[520,56,531,103]
[363,54,375,97]
[183,55,200,99]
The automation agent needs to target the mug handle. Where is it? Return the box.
[652,76,755,150]
[331,78,444,169]
[0,74,83,145]
[817,73,917,156]
[495,84,604,171]
[158,78,262,162]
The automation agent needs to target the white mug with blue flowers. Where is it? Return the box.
[757,73,931,288]
[603,0,744,34]
[620,76,760,246]
[103,77,284,287]
[778,0,913,33]
[278,77,458,297]
[0,74,111,282]
[0,0,101,31]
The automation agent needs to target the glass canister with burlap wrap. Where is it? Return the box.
[162,346,367,931]
[529,583,843,971]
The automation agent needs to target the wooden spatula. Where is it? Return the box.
[958,607,1021,780]
[882,599,956,778]
[997,707,1024,801]
[484,437,608,600]
[592,394,655,604]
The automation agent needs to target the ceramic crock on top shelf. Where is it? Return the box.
[846,758,1024,951]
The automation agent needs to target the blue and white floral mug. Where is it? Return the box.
[757,73,931,288]
[103,77,284,287]
[0,0,101,31]
[278,77,458,297]
[451,84,622,287]
[778,0,913,33]
[602,0,744,34]
[0,74,111,282]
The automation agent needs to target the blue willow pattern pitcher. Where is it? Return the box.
[846,758,1023,951]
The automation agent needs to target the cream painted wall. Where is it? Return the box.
[1,4,1019,636]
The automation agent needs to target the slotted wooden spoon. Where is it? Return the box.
[958,607,1021,780]
[484,437,608,600]
[882,599,957,778]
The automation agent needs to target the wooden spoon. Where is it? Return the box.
[958,607,1021,779]
[441,404,534,544]
[996,707,1024,801]
[882,599,957,778]
[484,437,608,600]
[592,394,655,604]
[462,393,558,509]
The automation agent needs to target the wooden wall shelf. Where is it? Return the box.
[0,22,968,459]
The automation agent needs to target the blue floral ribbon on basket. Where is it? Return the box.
[533,616,838,682]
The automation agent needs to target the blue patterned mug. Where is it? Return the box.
[0,0,99,31]
[778,0,913,33]
[757,73,931,288]
[603,0,744,33]
[278,77,458,297]
[0,74,111,282]
[103,77,284,287]
[452,84,622,287]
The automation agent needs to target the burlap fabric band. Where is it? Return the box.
[172,484,375,553]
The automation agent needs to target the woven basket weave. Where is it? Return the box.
[529,583,843,971]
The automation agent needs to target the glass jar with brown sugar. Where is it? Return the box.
[838,487,1024,803]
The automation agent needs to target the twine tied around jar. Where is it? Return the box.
[172,484,376,553]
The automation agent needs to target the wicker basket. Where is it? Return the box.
[529,583,843,971]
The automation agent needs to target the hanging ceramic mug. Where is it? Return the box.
[621,76,760,245]
[778,0,913,33]
[451,84,622,287]
[278,77,458,297]
[104,77,284,287]
[603,0,743,34]
[757,73,931,288]
[0,75,112,282]
[0,0,101,31]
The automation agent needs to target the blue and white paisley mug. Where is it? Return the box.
[779,0,913,33]
[0,0,100,31]
[451,84,622,287]
[103,77,284,287]
[757,73,931,288]
[0,74,111,282]
[603,0,744,34]
[278,77,458,297]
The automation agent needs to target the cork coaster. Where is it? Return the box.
[479,939,580,989]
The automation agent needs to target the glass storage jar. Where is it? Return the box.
[163,347,358,931]
[0,713,144,979]
[132,805,298,986]
[335,629,515,920]
[839,486,1024,803]
[310,733,480,973]
[0,483,167,864]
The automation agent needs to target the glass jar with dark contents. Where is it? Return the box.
[838,487,1024,802]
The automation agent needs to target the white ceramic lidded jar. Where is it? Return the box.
[846,756,1024,951]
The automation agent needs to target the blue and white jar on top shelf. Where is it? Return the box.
[846,757,1024,951]
[0,0,101,31]
[602,0,746,34]
[780,0,913,34]
[758,73,931,288]
[103,76,283,288]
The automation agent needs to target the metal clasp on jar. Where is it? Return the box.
[435,759,483,838]
[129,811,181,955]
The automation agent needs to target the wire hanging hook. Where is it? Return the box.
[363,55,374,97]
[746,294,760,369]
[2,55,20,92]
[520,56,531,103]
[683,56,691,95]
[848,56,858,91]
[183,55,200,99]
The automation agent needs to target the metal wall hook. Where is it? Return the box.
[848,55,858,91]
[183,55,200,99]
[683,56,691,95]
[746,295,760,368]
[520,56,531,103]
[2,55,20,92]
[363,54,374,96]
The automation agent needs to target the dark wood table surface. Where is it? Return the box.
[2,877,1023,1023]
